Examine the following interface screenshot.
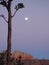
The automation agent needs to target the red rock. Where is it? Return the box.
[11,50,33,60]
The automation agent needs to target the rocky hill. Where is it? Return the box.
[11,50,33,60]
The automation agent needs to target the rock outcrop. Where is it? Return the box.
[11,50,33,60]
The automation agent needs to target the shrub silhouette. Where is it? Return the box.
[0,57,4,65]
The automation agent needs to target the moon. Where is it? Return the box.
[25,17,28,21]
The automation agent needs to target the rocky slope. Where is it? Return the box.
[11,50,33,60]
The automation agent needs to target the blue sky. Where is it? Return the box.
[0,0,49,59]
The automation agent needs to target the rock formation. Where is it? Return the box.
[11,50,33,60]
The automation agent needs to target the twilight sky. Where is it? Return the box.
[0,0,49,59]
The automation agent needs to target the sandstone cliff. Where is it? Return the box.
[11,50,33,60]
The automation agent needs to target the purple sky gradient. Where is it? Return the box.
[0,0,49,59]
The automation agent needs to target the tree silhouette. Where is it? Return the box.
[0,0,24,65]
